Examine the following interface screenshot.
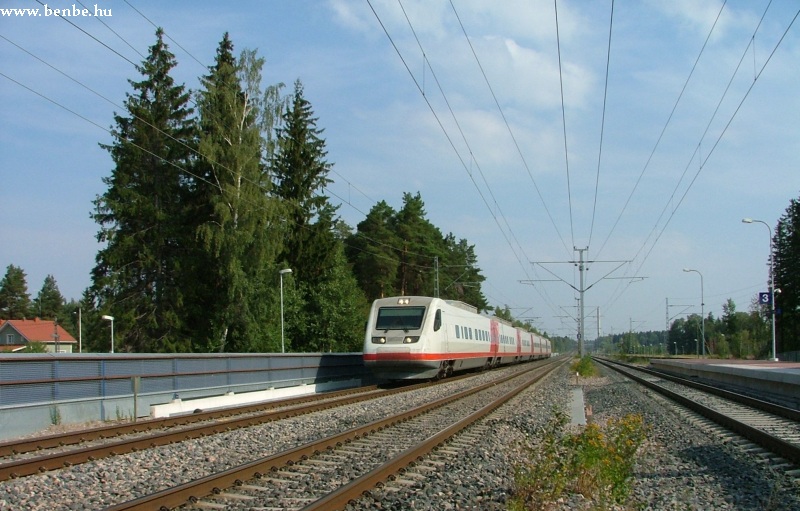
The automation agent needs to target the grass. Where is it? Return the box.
[509,409,648,510]
[49,405,62,426]
[572,355,599,378]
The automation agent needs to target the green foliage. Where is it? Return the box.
[66,32,493,355]
[346,200,401,299]
[33,275,65,320]
[24,342,47,353]
[776,198,800,353]
[571,355,598,377]
[270,81,370,352]
[272,80,343,291]
[90,28,196,353]
[346,192,488,311]
[0,264,31,320]
[49,406,62,426]
[510,409,573,509]
[191,33,283,352]
[511,410,648,510]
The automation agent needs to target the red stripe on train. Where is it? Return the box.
[364,351,514,361]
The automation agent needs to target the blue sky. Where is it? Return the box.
[2,0,799,340]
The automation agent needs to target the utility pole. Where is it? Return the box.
[523,249,631,359]
[52,317,60,354]
[433,257,439,298]
[575,247,587,357]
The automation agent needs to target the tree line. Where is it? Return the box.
[597,292,794,358]
[1,29,550,354]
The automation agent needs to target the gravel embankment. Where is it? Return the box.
[349,364,800,511]
[1,362,798,511]
[0,367,534,510]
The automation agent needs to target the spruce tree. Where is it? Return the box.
[0,265,31,320]
[90,28,195,353]
[272,80,372,351]
[775,198,800,353]
[192,34,282,352]
[33,275,65,320]
[272,80,336,281]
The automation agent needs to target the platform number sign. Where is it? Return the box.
[758,292,772,306]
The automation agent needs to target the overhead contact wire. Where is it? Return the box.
[554,0,575,248]
[448,0,571,258]
[588,0,615,249]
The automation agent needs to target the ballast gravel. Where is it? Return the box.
[0,362,798,510]
[346,363,800,511]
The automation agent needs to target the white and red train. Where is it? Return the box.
[363,296,551,380]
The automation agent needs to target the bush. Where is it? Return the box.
[571,355,598,377]
[510,410,648,510]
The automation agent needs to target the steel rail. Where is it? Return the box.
[0,380,450,480]
[0,384,383,458]
[594,356,800,421]
[101,359,563,511]
[595,358,800,466]
[301,359,566,511]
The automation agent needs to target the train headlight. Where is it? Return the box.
[403,336,420,344]
[397,298,410,305]
[372,337,387,344]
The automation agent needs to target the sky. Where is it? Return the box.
[2,0,799,341]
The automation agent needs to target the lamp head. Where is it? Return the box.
[742,218,753,224]
[101,315,114,321]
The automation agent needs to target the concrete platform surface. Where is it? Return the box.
[649,358,800,408]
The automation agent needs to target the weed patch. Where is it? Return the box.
[510,409,648,510]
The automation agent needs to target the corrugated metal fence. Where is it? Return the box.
[0,353,369,440]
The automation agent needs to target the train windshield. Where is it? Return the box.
[375,306,426,331]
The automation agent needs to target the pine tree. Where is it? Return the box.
[33,275,65,320]
[346,200,401,301]
[192,34,282,352]
[440,234,488,310]
[90,28,195,353]
[345,192,487,309]
[393,192,441,296]
[0,265,31,320]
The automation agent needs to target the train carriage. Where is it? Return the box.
[363,296,550,380]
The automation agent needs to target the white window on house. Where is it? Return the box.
[5,334,13,345]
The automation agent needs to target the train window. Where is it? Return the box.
[433,309,442,331]
[468,327,473,339]
[455,325,461,338]
[375,306,426,331]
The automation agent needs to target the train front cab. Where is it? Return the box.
[364,297,444,380]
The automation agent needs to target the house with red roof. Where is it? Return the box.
[0,318,78,353]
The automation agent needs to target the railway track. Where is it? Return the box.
[101,358,565,511]
[595,358,800,477]
[0,379,467,480]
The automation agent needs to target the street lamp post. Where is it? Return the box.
[73,307,82,353]
[742,218,778,361]
[101,315,114,354]
[279,269,293,354]
[683,268,705,357]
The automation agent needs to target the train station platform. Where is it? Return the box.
[649,358,800,409]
